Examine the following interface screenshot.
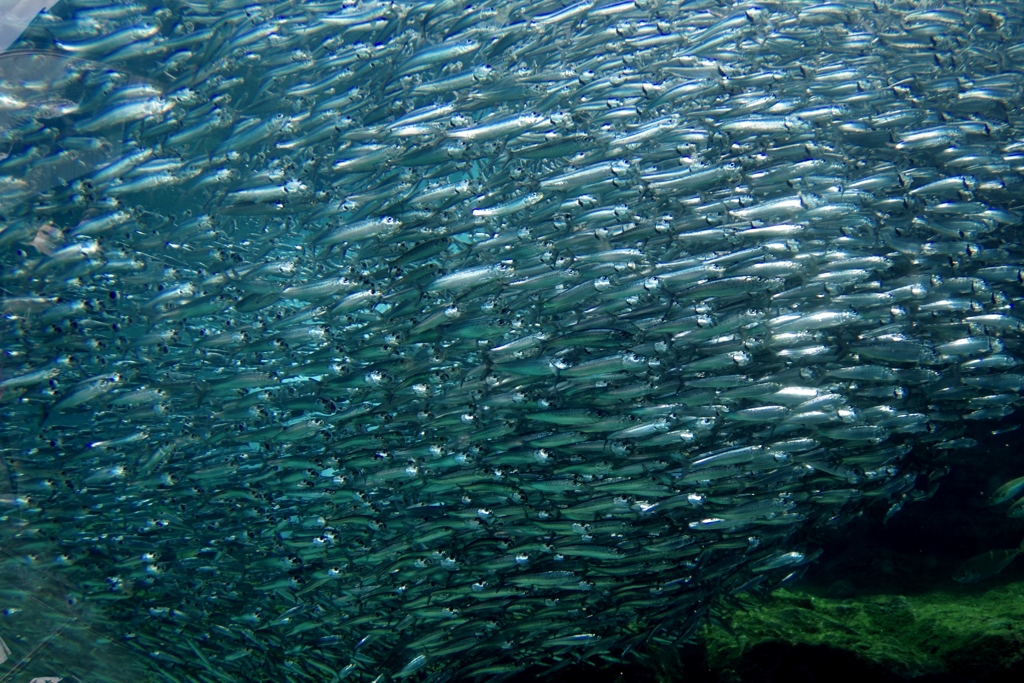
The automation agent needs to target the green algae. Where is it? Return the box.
[700,581,1024,681]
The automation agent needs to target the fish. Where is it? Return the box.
[953,538,1024,583]
[990,474,1024,506]
[0,0,1022,680]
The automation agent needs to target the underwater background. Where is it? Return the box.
[1,0,1023,681]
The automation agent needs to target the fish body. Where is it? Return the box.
[990,475,1024,506]
[953,540,1024,583]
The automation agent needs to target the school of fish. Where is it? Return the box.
[1,0,1023,680]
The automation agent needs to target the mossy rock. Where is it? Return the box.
[700,581,1024,681]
